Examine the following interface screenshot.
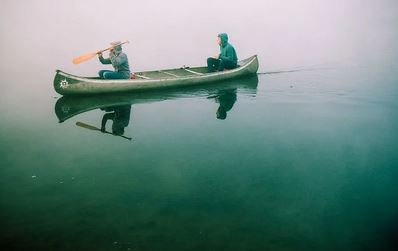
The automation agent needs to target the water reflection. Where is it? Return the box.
[74,105,133,141]
[100,105,131,135]
[214,89,237,120]
[55,75,258,137]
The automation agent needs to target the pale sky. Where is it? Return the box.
[1,0,397,78]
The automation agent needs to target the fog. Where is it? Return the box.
[1,0,397,80]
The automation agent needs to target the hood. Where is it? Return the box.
[110,41,123,53]
[218,33,229,47]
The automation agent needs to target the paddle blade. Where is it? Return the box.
[72,52,98,64]
[76,122,100,131]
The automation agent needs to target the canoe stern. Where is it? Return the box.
[241,55,259,75]
[249,55,259,74]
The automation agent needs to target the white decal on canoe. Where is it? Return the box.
[60,79,69,89]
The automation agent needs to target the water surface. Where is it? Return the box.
[1,66,398,250]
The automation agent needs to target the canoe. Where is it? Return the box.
[55,75,258,122]
[53,55,259,95]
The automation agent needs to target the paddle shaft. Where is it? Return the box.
[72,40,129,64]
[96,40,130,55]
[76,122,132,141]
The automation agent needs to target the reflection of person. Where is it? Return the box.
[215,89,237,120]
[207,33,238,72]
[101,105,131,136]
[98,41,131,79]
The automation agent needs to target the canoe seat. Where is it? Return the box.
[183,68,204,76]
[134,73,151,80]
[158,70,180,77]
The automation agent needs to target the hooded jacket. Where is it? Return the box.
[218,33,238,65]
[99,42,130,78]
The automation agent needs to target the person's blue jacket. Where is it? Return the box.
[99,43,130,78]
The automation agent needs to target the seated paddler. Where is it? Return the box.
[98,41,131,79]
[207,33,238,72]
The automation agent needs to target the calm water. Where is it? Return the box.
[1,66,397,251]
[1,0,398,250]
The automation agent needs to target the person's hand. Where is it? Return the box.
[213,54,219,59]
[97,52,103,57]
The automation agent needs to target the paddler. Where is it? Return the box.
[98,41,131,79]
[207,33,238,72]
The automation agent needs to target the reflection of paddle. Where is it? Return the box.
[72,40,129,64]
[76,122,132,141]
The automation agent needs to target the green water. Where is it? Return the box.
[1,66,397,250]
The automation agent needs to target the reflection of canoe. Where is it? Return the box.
[55,75,258,122]
[53,55,259,95]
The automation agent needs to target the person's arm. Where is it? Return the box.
[98,52,112,64]
[220,45,235,61]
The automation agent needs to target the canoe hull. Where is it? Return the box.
[54,55,259,95]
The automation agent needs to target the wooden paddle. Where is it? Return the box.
[76,121,132,141]
[72,40,129,65]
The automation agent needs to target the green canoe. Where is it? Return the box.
[53,55,259,95]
